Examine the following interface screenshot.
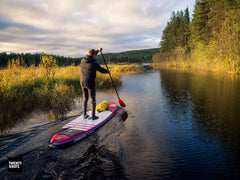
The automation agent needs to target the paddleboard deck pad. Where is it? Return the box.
[50,102,118,147]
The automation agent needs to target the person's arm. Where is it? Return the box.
[95,63,109,73]
[94,48,109,73]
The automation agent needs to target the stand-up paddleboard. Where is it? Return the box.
[50,102,118,147]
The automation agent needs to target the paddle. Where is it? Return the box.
[100,52,126,107]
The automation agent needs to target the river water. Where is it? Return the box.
[1,68,240,179]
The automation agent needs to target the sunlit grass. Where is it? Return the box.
[0,63,141,131]
[153,44,240,76]
[153,60,240,76]
[108,63,144,74]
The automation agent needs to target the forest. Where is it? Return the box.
[95,48,159,64]
[0,52,82,67]
[156,0,240,73]
[0,48,159,67]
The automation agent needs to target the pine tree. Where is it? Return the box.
[183,8,191,50]
[190,0,211,45]
[160,8,191,53]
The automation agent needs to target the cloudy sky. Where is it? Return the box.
[0,0,195,57]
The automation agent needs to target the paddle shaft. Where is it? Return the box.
[100,52,121,99]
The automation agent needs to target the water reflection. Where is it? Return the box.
[160,68,240,142]
[159,68,240,175]
[117,70,240,179]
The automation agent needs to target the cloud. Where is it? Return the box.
[0,0,195,57]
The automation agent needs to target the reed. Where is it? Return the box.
[153,43,240,75]
[108,63,144,74]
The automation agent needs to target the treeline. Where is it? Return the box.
[156,0,240,73]
[160,8,190,53]
[96,48,159,64]
[0,48,159,67]
[0,52,82,67]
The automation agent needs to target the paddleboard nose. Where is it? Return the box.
[50,135,65,144]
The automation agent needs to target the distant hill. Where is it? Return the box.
[96,48,160,64]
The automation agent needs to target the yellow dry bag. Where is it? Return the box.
[96,101,109,112]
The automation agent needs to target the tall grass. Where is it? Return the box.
[153,43,240,75]
[108,64,144,74]
[0,61,141,131]
[0,66,76,130]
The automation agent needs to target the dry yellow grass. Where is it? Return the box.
[0,64,140,130]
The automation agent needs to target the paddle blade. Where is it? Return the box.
[118,98,126,107]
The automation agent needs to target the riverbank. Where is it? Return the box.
[0,64,143,131]
[152,60,240,76]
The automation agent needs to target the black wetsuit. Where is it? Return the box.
[80,54,109,117]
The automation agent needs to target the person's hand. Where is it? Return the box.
[98,48,102,52]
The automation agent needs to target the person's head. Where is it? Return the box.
[88,49,97,58]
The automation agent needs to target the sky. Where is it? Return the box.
[0,0,195,57]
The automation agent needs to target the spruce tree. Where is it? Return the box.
[190,0,211,45]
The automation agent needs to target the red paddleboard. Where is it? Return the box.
[49,102,118,147]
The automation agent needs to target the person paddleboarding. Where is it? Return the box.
[80,48,109,120]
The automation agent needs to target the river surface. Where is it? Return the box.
[1,69,240,179]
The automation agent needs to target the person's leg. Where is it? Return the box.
[89,86,98,120]
[82,87,89,119]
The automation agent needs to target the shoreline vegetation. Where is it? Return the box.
[153,0,239,75]
[152,60,239,76]
[0,54,144,132]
